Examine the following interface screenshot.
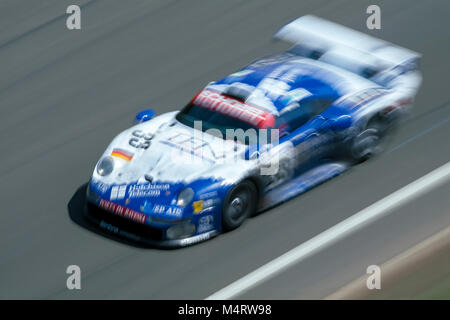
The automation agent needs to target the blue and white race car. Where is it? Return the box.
[85,16,422,247]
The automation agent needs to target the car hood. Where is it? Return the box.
[93,112,252,185]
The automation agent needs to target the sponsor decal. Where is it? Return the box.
[203,198,219,208]
[197,215,214,233]
[336,89,385,111]
[193,198,219,214]
[180,232,211,246]
[111,148,134,161]
[129,130,154,149]
[99,221,140,241]
[192,89,275,128]
[128,183,170,198]
[110,185,127,200]
[153,204,182,217]
[168,133,206,150]
[193,200,203,213]
[199,191,218,199]
[99,199,147,224]
[161,133,217,163]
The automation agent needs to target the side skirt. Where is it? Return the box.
[257,161,350,212]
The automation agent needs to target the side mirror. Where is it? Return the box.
[135,109,155,123]
[328,115,352,131]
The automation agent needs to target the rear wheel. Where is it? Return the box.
[222,180,257,231]
[349,115,395,162]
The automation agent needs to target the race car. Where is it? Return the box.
[85,15,422,247]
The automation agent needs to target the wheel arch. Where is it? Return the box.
[239,176,263,205]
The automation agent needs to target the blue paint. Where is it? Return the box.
[135,109,156,123]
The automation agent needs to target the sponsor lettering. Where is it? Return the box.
[199,191,218,199]
[110,185,127,200]
[153,204,182,217]
[193,198,219,214]
[197,215,214,233]
[180,232,211,246]
[99,199,147,224]
[193,89,275,128]
[128,183,170,198]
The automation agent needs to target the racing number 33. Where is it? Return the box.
[129,130,154,149]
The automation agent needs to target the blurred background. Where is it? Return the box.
[0,0,449,299]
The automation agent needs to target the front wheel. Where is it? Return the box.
[222,180,257,231]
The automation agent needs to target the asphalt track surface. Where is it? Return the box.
[0,0,449,299]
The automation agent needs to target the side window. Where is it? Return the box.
[310,98,333,115]
[276,98,333,136]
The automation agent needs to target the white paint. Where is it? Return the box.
[206,161,450,299]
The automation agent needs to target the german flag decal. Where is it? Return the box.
[111,148,134,161]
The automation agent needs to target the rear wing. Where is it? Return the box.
[274,15,421,81]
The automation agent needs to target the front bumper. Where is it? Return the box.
[84,201,219,248]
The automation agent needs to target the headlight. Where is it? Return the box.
[177,188,194,207]
[166,223,196,240]
[96,156,114,176]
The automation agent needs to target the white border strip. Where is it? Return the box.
[206,161,450,300]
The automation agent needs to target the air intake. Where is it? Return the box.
[224,84,253,102]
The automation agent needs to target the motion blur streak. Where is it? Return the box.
[0,0,449,299]
[206,161,450,300]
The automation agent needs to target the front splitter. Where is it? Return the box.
[84,202,219,248]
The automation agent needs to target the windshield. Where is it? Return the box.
[176,103,267,145]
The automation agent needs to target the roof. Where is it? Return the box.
[207,54,378,115]
[191,89,275,128]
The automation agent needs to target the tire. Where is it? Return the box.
[349,115,395,162]
[222,180,257,231]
